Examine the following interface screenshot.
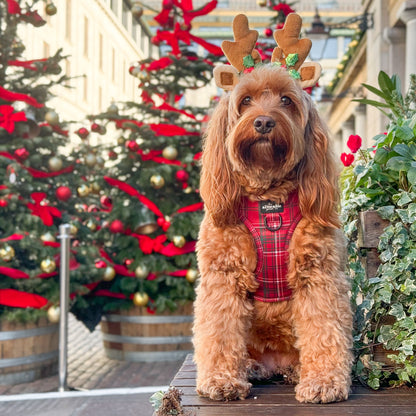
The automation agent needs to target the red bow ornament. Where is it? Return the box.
[0,105,27,133]
[27,192,62,226]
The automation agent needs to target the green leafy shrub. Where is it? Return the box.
[341,71,416,389]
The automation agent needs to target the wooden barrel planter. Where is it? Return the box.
[358,210,398,367]
[0,317,59,385]
[100,303,193,362]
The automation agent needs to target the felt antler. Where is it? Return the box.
[222,14,262,72]
[271,13,321,88]
[213,14,261,90]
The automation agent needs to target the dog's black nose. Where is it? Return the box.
[254,116,276,134]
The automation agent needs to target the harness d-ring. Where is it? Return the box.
[264,214,282,231]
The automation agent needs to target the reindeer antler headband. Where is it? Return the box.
[213,13,321,91]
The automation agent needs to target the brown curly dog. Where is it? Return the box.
[193,65,353,404]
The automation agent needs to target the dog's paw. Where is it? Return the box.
[197,377,251,401]
[295,378,349,403]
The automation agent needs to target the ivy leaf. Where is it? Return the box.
[408,167,416,186]
[390,303,406,320]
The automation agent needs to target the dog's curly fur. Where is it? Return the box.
[193,66,353,404]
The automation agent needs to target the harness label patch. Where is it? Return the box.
[260,200,284,214]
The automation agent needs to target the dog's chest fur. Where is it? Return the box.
[239,192,302,302]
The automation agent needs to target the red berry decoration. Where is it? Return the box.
[264,27,273,37]
[91,123,101,132]
[56,186,72,201]
[100,195,112,208]
[108,150,118,160]
[176,170,189,182]
[109,219,124,233]
[76,127,89,140]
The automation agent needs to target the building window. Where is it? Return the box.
[43,41,50,58]
[111,0,118,15]
[83,76,88,102]
[122,1,129,29]
[112,47,116,82]
[66,0,71,41]
[99,33,104,71]
[84,16,89,58]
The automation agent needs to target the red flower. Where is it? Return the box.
[340,153,355,167]
[0,105,27,133]
[273,3,295,15]
[347,134,362,153]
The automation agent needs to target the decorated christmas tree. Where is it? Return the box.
[0,0,102,323]
[72,0,223,330]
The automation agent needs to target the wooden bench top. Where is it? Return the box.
[159,354,416,415]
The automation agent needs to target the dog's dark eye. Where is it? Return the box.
[281,96,292,106]
[242,96,252,106]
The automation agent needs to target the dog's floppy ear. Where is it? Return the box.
[298,96,340,229]
[200,95,241,227]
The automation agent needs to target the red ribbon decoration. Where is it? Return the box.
[8,58,49,71]
[141,57,174,72]
[0,266,29,279]
[114,119,198,137]
[0,151,74,178]
[104,176,164,218]
[0,105,27,133]
[27,192,62,226]
[0,233,25,242]
[134,234,167,255]
[98,249,135,277]
[153,102,196,120]
[0,85,44,108]
[0,288,48,308]
[7,0,21,14]
[175,202,204,214]
[138,149,184,167]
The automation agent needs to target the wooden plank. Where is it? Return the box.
[358,210,390,248]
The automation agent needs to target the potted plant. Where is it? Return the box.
[341,71,416,389]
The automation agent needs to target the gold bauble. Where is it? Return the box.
[84,153,97,167]
[183,186,192,194]
[257,0,267,6]
[45,110,60,126]
[135,265,149,279]
[96,156,105,168]
[150,174,165,189]
[103,266,116,281]
[86,219,97,231]
[48,156,63,172]
[40,232,56,243]
[90,182,101,194]
[0,245,15,262]
[75,203,85,212]
[107,103,118,115]
[41,258,57,273]
[45,3,57,16]
[77,184,90,197]
[186,268,199,283]
[117,136,125,146]
[162,145,178,160]
[172,235,186,248]
[131,4,144,19]
[133,292,149,307]
[69,224,78,235]
[47,305,60,323]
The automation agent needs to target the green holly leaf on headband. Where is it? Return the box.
[288,69,301,80]
[243,55,255,68]
[285,53,299,68]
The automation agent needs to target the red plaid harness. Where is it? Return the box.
[239,192,302,302]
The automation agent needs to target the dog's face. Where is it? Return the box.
[225,66,309,183]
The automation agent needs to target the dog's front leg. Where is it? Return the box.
[193,219,257,401]
[288,222,353,404]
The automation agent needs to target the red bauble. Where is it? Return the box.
[109,219,124,233]
[126,140,140,152]
[108,150,118,160]
[100,195,113,208]
[0,199,8,208]
[176,170,189,182]
[56,186,72,201]
[14,148,29,161]
[91,123,101,132]
[76,127,89,139]
[264,27,273,37]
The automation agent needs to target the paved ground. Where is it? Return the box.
[0,314,184,416]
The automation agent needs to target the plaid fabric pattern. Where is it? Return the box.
[239,192,302,302]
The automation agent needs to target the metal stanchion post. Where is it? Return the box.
[58,223,71,392]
